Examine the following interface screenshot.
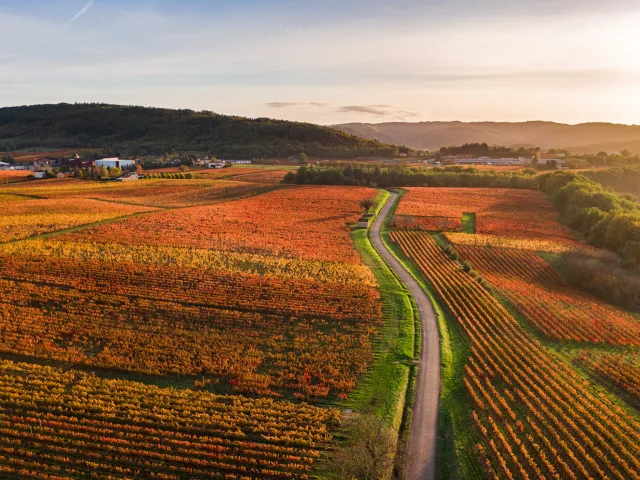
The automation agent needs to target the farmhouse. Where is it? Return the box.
[228,159,252,164]
[95,158,136,169]
[209,160,227,169]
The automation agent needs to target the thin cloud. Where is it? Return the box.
[338,105,392,115]
[266,102,328,108]
[68,0,94,24]
[337,105,420,119]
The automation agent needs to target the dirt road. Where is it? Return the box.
[370,192,440,480]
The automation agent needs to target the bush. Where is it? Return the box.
[558,249,640,313]
[441,244,459,261]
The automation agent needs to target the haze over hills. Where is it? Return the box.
[0,103,405,159]
[333,121,640,154]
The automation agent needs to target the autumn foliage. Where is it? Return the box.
[391,230,640,478]
[456,245,640,346]
[0,360,339,479]
[0,181,380,478]
[63,186,378,263]
[396,187,580,246]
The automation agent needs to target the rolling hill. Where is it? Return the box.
[333,121,640,154]
[0,103,405,159]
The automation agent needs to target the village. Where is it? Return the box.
[0,153,252,180]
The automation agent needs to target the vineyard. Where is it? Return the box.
[390,229,640,478]
[0,180,383,478]
[387,186,640,479]
[1,177,275,208]
[0,197,158,242]
[396,187,580,246]
[456,245,640,346]
[0,360,338,479]
[579,352,640,403]
[61,186,376,263]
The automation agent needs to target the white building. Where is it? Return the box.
[0,162,34,171]
[116,172,139,182]
[228,160,252,164]
[34,171,46,179]
[95,158,135,169]
[209,160,226,169]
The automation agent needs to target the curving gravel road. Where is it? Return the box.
[370,192,440,480]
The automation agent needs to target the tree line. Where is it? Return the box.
[0,103,408,159]
[539,171,640,264]
[581,166,640,198]
[283,164,539,189]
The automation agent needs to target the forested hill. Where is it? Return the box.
[0,103,406,158]
[333,121,640,154]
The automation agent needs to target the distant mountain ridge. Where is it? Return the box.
[333,121,640,154]
[0,103,404,159]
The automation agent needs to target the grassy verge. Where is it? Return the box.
[313,189,415,480]
[379,190,484,480]
[347,189,415,430]
[461,212,476,234]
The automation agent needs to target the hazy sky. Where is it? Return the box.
[3,0,640,124]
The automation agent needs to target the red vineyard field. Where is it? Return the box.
[395,187,580,246]
[456,245,640,346]
[0,360,338,479]
[390,230,640,479]
[61,186,378,263]
[0,254,380,322]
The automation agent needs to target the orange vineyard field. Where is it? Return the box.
[0,197,158,242]
[390,230,640,479]
[62,186,377,263]
[0,361,338,479]
[456,245,640,346]
[0,180,381,478]
[1,177,275,208]
[396,187,580,247]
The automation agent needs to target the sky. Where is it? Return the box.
[2,0,640,125]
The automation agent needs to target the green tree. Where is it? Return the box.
[329,415,396,480]
[109,167,123,178]
[298,152,308,164]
